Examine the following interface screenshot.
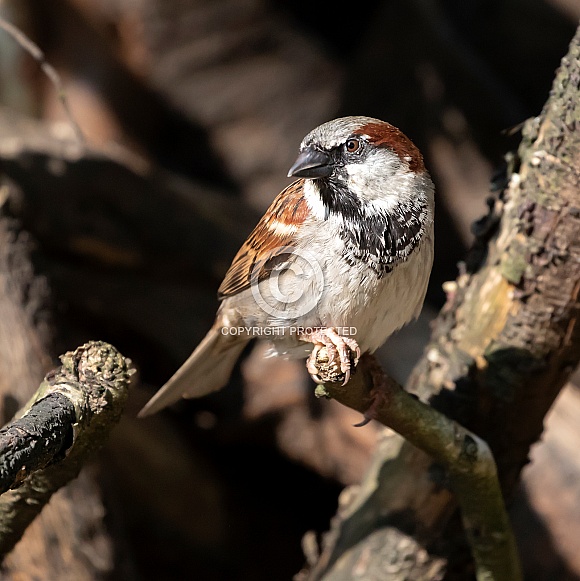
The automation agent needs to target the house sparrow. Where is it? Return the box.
[139,116,434,417]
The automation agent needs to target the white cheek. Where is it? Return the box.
[345,155,430,213]
[345,157,403,211]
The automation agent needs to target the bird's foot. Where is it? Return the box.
[301,327,360,385]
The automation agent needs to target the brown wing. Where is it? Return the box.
[218,180,310,299]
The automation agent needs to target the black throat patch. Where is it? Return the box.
[317,179,428,277]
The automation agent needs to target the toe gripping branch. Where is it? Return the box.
[307,347,388,427]
[301,327,361,386]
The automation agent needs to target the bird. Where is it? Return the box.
[139,116,434,418]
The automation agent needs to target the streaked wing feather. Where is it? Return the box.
[218,180,309,299]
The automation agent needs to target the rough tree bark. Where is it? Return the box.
[301,21,580,581]
[0,341,132,557]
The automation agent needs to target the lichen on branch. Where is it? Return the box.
[0,341,133,558]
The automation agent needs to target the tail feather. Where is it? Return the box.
[138,326,247,417]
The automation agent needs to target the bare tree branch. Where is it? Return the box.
[308,353,521,581]
[0,341,133,559]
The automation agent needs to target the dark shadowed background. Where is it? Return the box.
[0,1,579,579]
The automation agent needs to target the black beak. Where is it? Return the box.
[287,146,333,178]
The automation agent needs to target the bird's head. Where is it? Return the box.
[288,116,433,217]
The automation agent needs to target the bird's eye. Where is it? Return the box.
[345,138,360,153]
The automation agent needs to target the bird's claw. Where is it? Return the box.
[302,327,360,385]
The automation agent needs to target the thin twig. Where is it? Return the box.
[0,16,85,146]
